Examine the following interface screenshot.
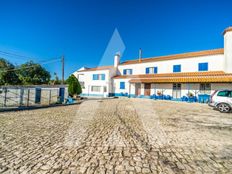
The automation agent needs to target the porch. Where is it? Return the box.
[127,83,217,103]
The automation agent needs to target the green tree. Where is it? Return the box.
[17,61,51,85]
[67,74,82,96]
[0,58,20,85]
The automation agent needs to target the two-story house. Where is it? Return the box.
[73,27,232,98]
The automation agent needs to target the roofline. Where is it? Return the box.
[124,71,232,83]
[223,26,232,35]
[113,71,228,79]
[120,48,224,65]
[78,66,113,72]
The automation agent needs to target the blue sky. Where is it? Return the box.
[0,0,232,79]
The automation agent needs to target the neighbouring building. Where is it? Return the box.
[73,27,232,99]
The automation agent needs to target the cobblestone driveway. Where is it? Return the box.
[0,98,232,174]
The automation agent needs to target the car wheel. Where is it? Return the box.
[217,103,231,113]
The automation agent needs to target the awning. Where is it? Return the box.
[113,71,232,83]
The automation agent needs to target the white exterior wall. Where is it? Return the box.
[224,31,232,73]
[74,67,117,96]
[152,84,173,96]
[75,69,110,96]
[118,54,224,75]
[113,78,131,95]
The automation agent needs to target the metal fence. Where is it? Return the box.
[0,85,68,108]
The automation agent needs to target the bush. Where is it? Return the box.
[67,75,82,97]
[17,61,51,85]
[0,58,21,85]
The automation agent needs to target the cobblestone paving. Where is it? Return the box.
[0,98,232,174]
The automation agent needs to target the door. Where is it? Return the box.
[144,83,151,96]
[35,88,42,104]
[135,83,141,96]
[173,83,181,98]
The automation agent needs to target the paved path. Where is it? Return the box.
[0,98,232,173]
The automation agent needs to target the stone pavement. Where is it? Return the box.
[0,98,232,174]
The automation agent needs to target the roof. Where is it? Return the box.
[120,48,224,65]
[78,65,113,72]
[223,26,232,35]
[113,71,232,83]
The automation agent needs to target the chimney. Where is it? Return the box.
[114,52,120,68]
[223,27,232,73]
[139,48,142,62]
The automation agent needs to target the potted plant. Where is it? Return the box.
[157,90,162,96]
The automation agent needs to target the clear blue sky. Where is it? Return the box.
[0,0,232,79]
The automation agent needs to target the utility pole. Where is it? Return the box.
[61,55,64,85]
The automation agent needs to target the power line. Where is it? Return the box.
[0,50,60,63]
[0,50,35,60]
[0,58,61,72]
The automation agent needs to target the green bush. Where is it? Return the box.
[67,74,82,97]
[0,58,21,85]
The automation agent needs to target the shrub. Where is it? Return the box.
[67,74,82,97]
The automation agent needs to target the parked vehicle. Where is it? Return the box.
[209,90,232,113]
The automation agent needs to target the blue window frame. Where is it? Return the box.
[123,69,133,75]
[92,74,105,80]
[173,65,181,73]
[102,74,105,80]
[93,74,98,80]
[198,63,208,71]
[145,67,158,74]
[154,67,158,74]
[145,67,149,74]
[120,82,125,89]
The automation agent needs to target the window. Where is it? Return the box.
[200,83,211,94]
[145,67,158,74]
[80,81,85,88]
[92,74,105,80]
[123,69,133,75]
[120,82,125,89]
[173,65,181,73]
[217,91,232,97]
[91,86,101,92]
[198,63,208,71]
[103,86,107,92]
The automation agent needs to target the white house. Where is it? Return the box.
[73,27,232,99]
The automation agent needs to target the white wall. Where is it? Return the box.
[224,31,232,73]
[75,70,110,96]
[74,67,118,96]
[118,54,224,75]
[113,78,131,94]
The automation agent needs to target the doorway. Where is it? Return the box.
[135,83,141,96]
[173,83,181,98]
[144,83,151,96]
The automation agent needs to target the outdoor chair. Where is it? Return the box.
[165,95,172,100]
[65,96,74,104]
[181,96,188,102]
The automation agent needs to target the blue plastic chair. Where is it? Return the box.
[181,96,188,102]
[166,95,172,100]
[65,96,73,104]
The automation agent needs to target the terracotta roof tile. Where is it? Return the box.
[120,48,224,65]
[114,71,226,79]
[114,71,232,83]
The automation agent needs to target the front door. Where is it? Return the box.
[173,83,181,98]
[135,83,141,96]
[144,83,151,96]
